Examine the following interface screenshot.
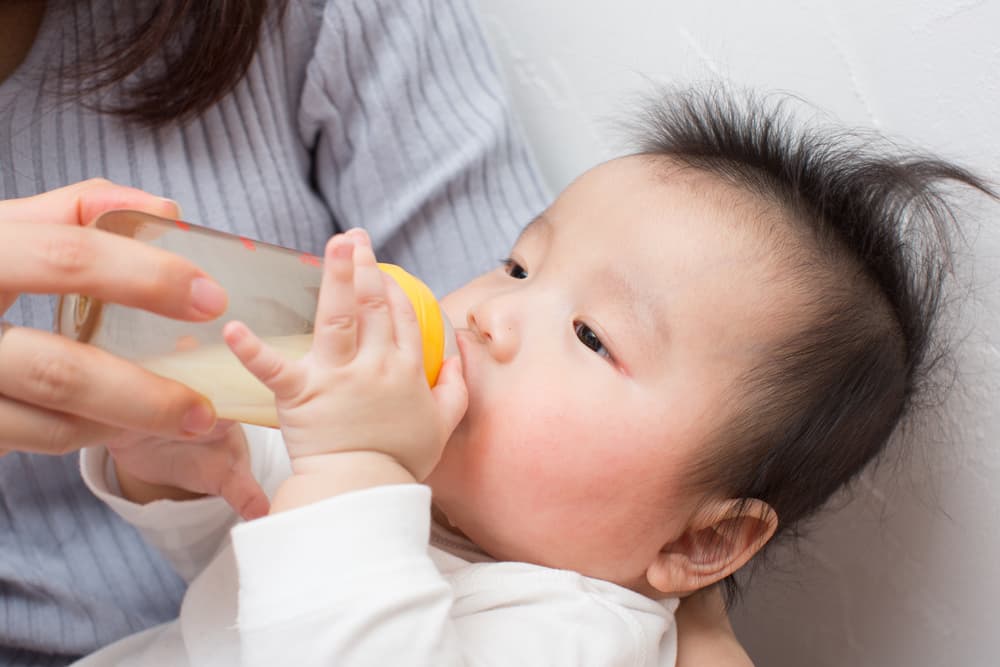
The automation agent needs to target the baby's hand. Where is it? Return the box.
[222,230,466,484]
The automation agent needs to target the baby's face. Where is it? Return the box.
[428,156,796,593]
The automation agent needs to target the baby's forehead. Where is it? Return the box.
[645,156,797,226]
[541,156,811,325]
[542,155,799,253]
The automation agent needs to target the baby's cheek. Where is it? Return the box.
[496,405,613,494]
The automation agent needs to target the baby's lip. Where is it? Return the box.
[454,327,489,393]
[453,328,476,374]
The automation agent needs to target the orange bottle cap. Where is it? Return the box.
[377,263,448,386]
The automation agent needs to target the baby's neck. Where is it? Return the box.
[430,504,493,563]
[430,506,670,599]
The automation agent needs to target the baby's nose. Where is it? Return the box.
[467,306,518,362]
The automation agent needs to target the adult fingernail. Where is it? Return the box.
[160,197,183,217]
[182,401,216,435]
[190,277,228,317]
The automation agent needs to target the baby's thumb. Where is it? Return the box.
[432,356,468,435]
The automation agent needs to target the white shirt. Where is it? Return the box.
[75,426,678,666]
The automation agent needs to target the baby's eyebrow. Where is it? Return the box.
[515,213,552,242]
[593,266,670,361]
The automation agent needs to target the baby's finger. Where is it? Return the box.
[223,321,303,399]
[312,236,358,366]
[344,227,371,247]
[353,242,394,355]
[432,356,468,437]
[384,275,422,363]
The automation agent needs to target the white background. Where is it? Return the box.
[474,1,1000,665]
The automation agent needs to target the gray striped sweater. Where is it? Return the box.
[0,0,549,664]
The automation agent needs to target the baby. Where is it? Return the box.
[74,88,990,666]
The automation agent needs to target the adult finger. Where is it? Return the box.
[106,419,236,451]
[311,235,358,366]
[215,427,270,520]
[219,470,270,521]
[0,395,127,455]
[0,221,227,321]
[3,178,180,228]
[0,293,17,315]
[0,326,218,441]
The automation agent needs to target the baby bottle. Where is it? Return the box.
[56,210,456,427]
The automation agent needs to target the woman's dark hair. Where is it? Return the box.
[66,0,288,126]
[628,86,994,604]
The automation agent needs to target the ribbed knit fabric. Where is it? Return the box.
[0,0,549,664]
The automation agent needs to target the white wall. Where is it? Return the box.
[473,1,1000,665]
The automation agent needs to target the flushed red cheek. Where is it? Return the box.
[503,421,624,492]
[445,382,643,498]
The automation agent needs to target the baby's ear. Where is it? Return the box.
[646,498,777,597]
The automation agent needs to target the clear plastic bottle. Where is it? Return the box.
[56,210,456,427]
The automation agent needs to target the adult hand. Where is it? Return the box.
[107,422,270,521]
[0,179,230,456]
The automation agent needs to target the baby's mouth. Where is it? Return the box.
[453,327,479,380]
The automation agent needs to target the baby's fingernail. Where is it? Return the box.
[346,228,370,245]
[182,401,216,435]
[190,277,228,317]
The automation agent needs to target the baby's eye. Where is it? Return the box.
[500,258,528,280]
[574,321,610,359]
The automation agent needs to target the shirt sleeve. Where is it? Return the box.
[297,0,551,295]
[231,484,676,666]
[232,485,449,665]
[78,425,290,584]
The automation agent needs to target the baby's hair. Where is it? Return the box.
[626,86,994,604]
